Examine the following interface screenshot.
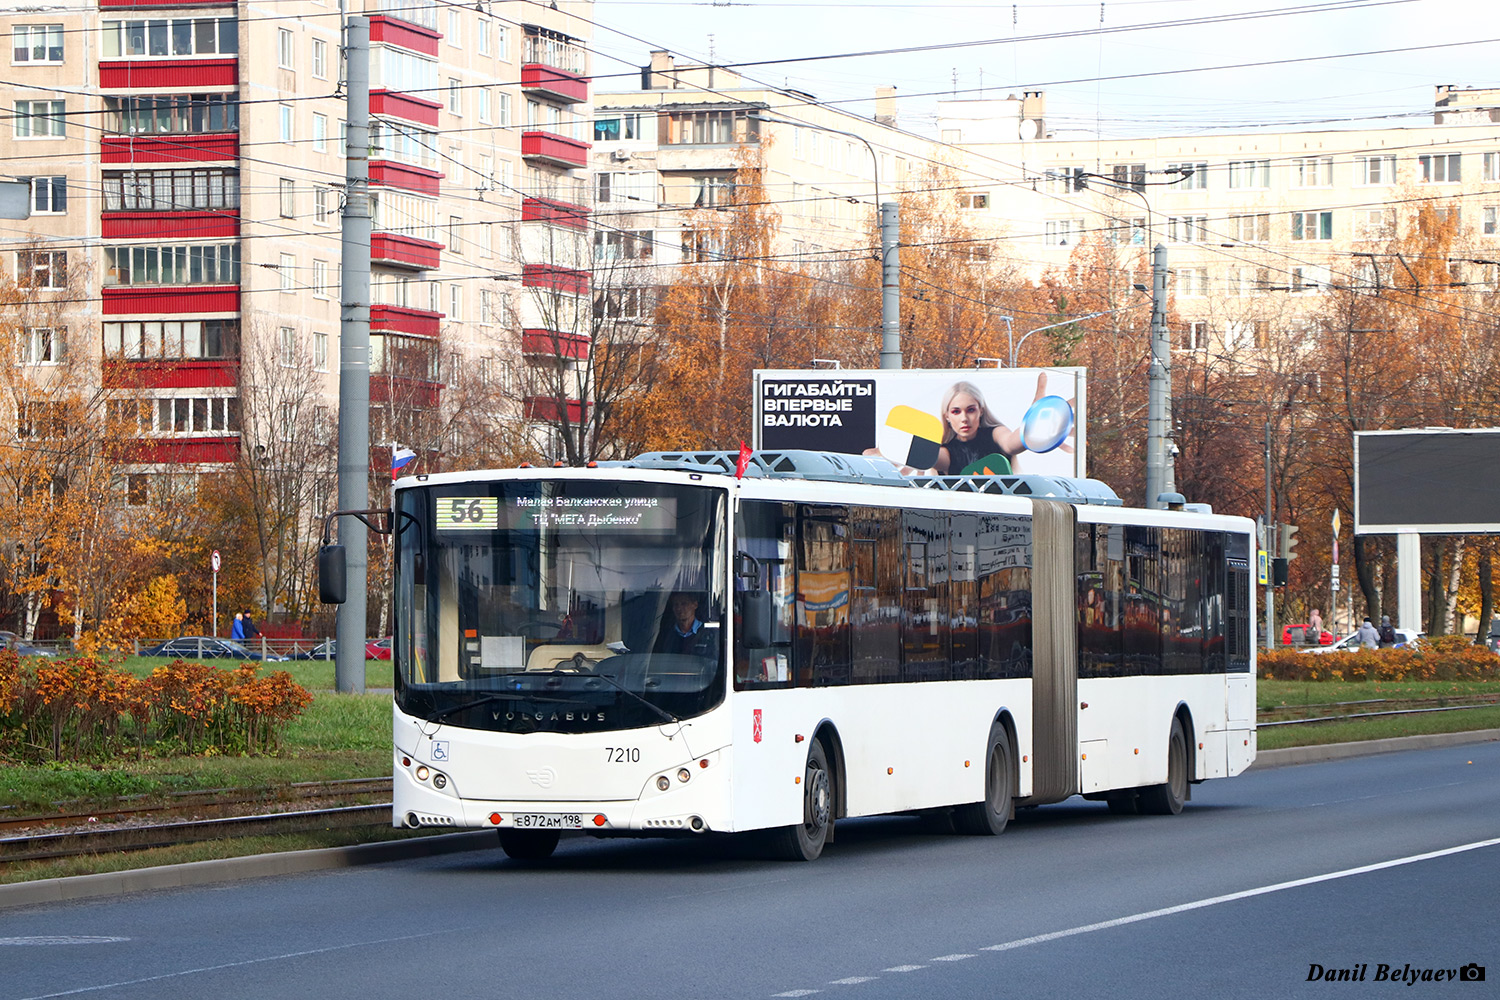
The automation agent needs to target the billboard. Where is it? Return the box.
[1354,428,1500,534]
[754,368,1087,478]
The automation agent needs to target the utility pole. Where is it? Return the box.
[880,201,901,369]
[1264,421,1276,650]
[1145,242,1172,506]
[335,16,370,695]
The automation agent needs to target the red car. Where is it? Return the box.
[365,636,392,660]
[1282,623,1333,646]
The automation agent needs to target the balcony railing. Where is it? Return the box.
[521,195,588,230]
[520,64,588,104]
[371,233,442,271]
[521,131,590,170]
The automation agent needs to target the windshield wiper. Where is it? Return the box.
[424,691,584,724]
[542,668,679,726]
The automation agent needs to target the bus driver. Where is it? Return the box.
[654,591,718,659]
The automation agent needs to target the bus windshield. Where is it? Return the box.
[393,480,727,734]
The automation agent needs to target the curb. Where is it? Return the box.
[0,831,496,911]
[1249,728,1500,769]
[6,730,1499,909]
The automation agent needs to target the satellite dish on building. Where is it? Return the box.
[1018,118,1041,140]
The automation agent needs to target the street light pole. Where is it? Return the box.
[748,111,900,367]
[1145,242,1173,507]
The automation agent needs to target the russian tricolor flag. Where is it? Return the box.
[392,446,417,480]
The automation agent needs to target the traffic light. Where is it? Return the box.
[1279,523,1300,562]
[1271,557,1289,587]
[1072,167,1089,192]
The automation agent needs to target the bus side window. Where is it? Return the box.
[850,506,901,683]
[734,500,795,688]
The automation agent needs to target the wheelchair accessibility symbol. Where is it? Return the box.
[431,741,449,761]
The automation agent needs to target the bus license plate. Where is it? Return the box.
[510,813,584,829]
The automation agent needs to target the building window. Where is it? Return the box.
[1165,161,1207,189]
[279,326,296,365]
[478,88,491,124]
[279,178,295,218]
[958,191,989,210]
[1356,154,1396,185]
[594,114,645,142]
[448,9,462,43]
[26,176,66,214]
[15,250,66,289]
[103,319,239,359]
[691,176,734,207]
[1484,152,1500,182]
[102,168,238,211]
[314,332,328,371]
[477,19,491,56]
[448,216,462,254]
[498,92,512,127]
[1179,321,1208,352]
[1230,213,1269,242]
[278,28,294,69]
[447,78,461,115]
[1291,211,1333,241]
[1419,153,1461,184]
[1108,163,1146,192]
[667,109,754,145]
[13,25,64,64]
[1044,219,1082,245]
[312,113,327,152]
[314,186,333,224]
[1167,216,1207,243]
[1291,265,1330,293]
[103,244,238,285]
[105,94,237,134]
[1227,159,1270,189]
[449,284,462,321]
[15,99,65,137]
[312,38,327,79]
[1289,156,1333,188]
[15,401,67,439]
[101,18,237,58]
[279,104,293,143]
[1174,268,1208,297]
[313,259,329,297]
[496,24,509,58]
[594,230,654,261]
[279,252,295,290]
[18,326,64,364]
[480,288,494,324]
[1355,208,1395,241]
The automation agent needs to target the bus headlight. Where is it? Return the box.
[432,772,448,789]
[656,776,670,791]
[416,765,430,781]
[677,768,691,783]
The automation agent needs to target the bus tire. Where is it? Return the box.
[1140,717,1188,816]
[769,742,833,861]
[498,828,561,860]
[953,721,1014,836]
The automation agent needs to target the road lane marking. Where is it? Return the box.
[931,954,975,961]
[829,977,878,985]
[882,965,926,972]
[772,991,822,997]
[0,938,129,946]
[14,929,455,999]
[980,836,1500,954]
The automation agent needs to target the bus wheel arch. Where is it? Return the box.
[953,712,1017,836]
[768,731,838,861]
[1140,709,1192,816]
[811,721,847,828]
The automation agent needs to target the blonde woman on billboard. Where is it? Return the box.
[934,374,1075,475]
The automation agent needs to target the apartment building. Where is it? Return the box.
[941,87,1500,354]
[1,1,593,480]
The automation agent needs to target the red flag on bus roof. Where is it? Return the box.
[735,441,752,479]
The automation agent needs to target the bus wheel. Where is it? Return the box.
[1140,717,1188,816]
[770,742,833,861]
[498,829,561,860]
[953,722,1014,836]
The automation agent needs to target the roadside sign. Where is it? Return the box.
[1257,550,1269,586]
[1332,581,1341,592]
[1331,564,1340,579]
[211,550,221,573]
[1331,509,1341,537]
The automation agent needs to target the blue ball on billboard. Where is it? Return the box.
[1021,395,1074,453]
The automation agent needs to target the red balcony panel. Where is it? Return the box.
[371,233,442,271]
[103,286,240,315]
[104,358,239,391]
[100,0,235,7]
[102,210,239,240]
[370,15,442,56]
[524,395,588,423]
[522,263,589,296]
[370,304,442,338]
[124,436,240,465]
[371,377,442,409]
[99,59,238,89]
[369,161,443,197]
[521,131,591,169]
[521,196,589,230]
[370,89,442,129]
[520,64,589,104]
[102,134,238,164]
[521,329,591,360]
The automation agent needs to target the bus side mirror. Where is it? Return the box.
[739,589,771,647]
[319,544,347,605]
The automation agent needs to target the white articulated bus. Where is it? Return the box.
[327,450,1256,861]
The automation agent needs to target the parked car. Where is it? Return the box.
[139,636,287,662]
[1302,628,1423,654]
[1485,620,1500,655]
[289,640,338,661]
[0,630,56,657]
[365,637,393,660]
[1281,623,1334,646]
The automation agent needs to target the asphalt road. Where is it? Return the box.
[2,740,1496,1000]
